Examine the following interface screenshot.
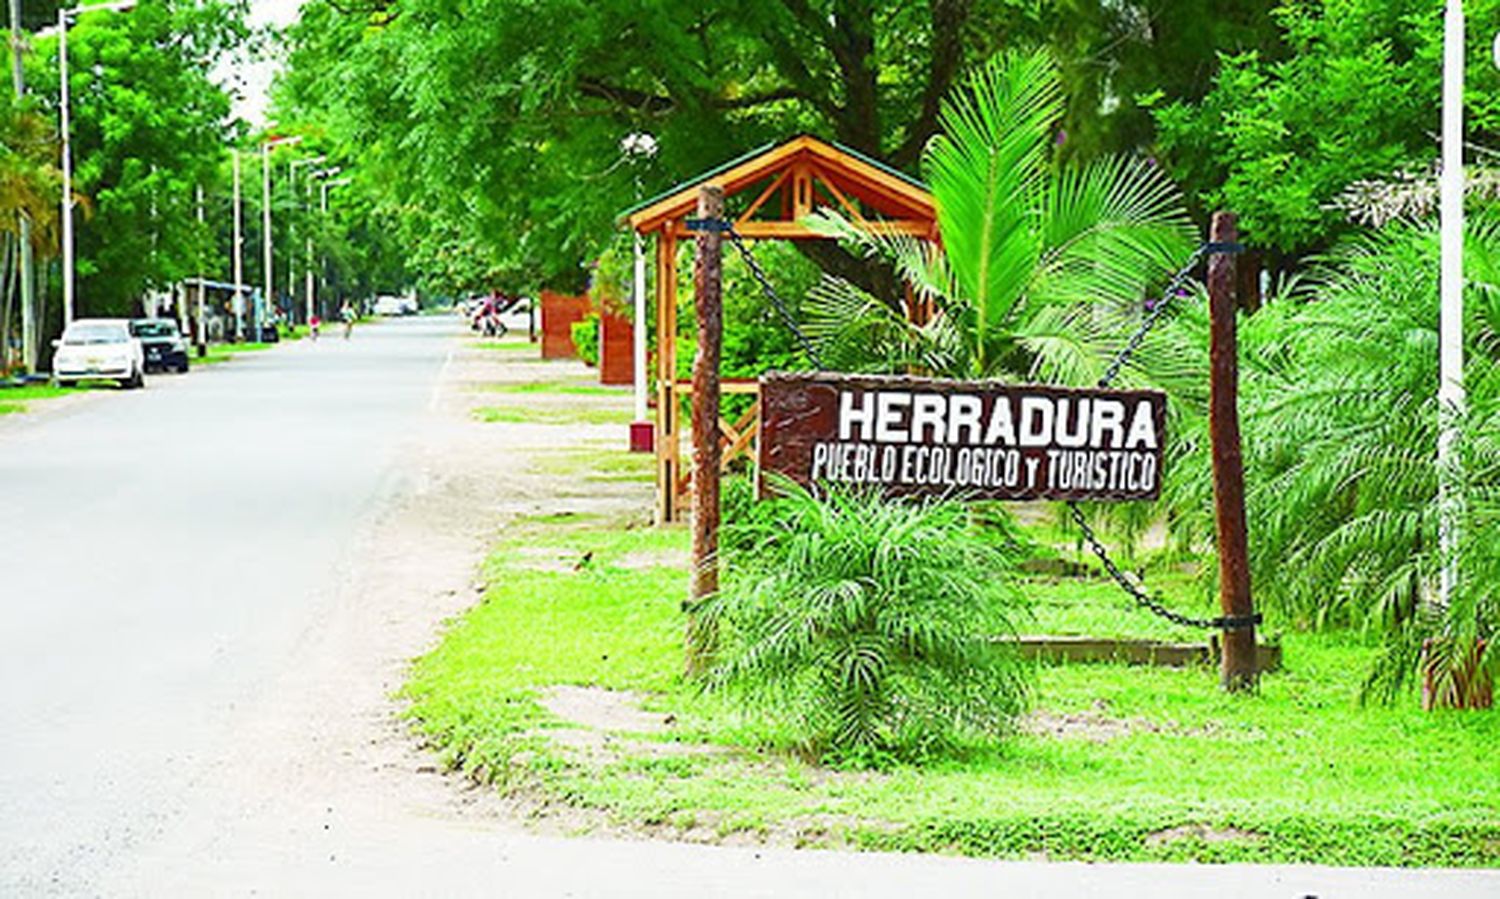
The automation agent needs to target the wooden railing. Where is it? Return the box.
[672,378,759,497]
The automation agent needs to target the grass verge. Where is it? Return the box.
[473,405,631,426]
[195,340,277,366]
[404,509,1500,866]
[0,383,80,415]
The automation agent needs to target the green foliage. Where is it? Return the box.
[804,50,1196,390]
[272,0,1060,296]
[405,508,1500,866]
[571,312,600,366]
[1165,219,1500,679]
[702,485,1031,763]
[1153,0,1500,258]
[0,93,61,251]
[23,0,248,320]
[675,240,822,381]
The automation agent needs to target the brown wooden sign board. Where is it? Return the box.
[758,372,1167,503]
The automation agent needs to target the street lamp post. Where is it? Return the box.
[232,149,244,339]
[57,0,136,328]
[620,132,658,447]
[288,155,326,325]
[318,176,350,315]
[306,166,341,322]
[260,134,302,340]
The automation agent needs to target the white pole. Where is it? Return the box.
[305,177,314,324]
[232,150,243,340]
[58,8,73,327]
[195,184,205,348]
[1438,0,1466,607]
[632,232,648,422]
[262,141,272,340]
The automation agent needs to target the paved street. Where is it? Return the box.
[1,317,1495,897]
[0,319,453,893]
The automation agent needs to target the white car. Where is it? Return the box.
[52,318,146,389]
[374,295,419,316]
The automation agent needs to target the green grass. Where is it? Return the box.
[476,340,538,353]
[473,405,631,426]
[528,448,655,482]
[482,380,623,396]
[404,506,1500,865]
[195,340,277,366]
[0,383,82,414]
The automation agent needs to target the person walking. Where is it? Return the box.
[340,301,355,340]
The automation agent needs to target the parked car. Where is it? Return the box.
[374,295,419,316]
[129,318,190,373]
[52,319,145,389]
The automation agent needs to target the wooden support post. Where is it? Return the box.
[686,186,724,678]
[1207,212,1258,692]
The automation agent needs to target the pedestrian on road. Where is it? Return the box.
[309,313,321,341]
[340,302,355,340]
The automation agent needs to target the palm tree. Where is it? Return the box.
[802,50,1197,393]
[0,95,61,249]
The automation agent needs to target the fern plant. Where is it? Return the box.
[702,484,1031,763]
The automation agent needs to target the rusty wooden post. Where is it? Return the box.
[685,185,724,678]
[1208,212,1258,692]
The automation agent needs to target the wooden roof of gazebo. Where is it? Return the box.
[623,134,936,240]
[622,135,939,525]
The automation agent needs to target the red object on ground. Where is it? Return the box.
[598,296,634,386]
[539,290,591,359]
[629,420,654,453]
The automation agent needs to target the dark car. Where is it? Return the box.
[129,318,191,373]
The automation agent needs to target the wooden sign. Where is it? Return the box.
[758,372,1167,502]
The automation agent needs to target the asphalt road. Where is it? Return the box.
[1,317,1496,898]
[0,319,449,894]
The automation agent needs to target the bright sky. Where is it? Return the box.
[221,0,303,126]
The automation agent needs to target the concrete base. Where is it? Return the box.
[629,421,654,453]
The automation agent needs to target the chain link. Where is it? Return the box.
[1069,242,1259,632]
[724,224,825,368]
[709,219,1256,632]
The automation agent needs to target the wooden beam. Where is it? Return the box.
[735,170,791,227]
[671,220,934,240]
[627,136,936,235]
[811,168,870,225]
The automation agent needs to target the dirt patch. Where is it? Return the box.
[1021,710,1163,742]
[541,686,672,734]
[1145,824,1265,847]
[616,548,691,570]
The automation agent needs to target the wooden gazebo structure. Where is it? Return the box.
[623,135,938,524]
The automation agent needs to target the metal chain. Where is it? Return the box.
[1095,244,1208,389]
[724,224,826,368]
[1067,242,1259,632]
[706,218,1257,632]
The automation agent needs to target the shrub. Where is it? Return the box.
[571,312,600,366]
[702,484,1032,763]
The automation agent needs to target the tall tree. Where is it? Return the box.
[24,0,247,321]
[1151,0,1500,263]
[274,0,1054,295]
